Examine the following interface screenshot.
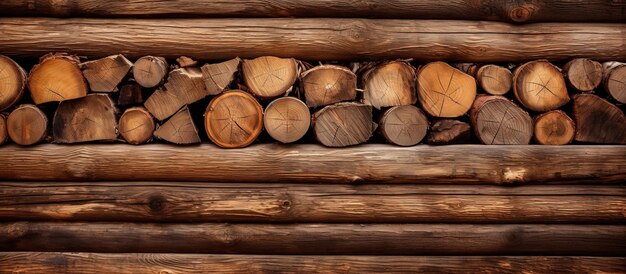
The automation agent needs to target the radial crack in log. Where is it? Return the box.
[80,54,133,92]
[119,107,155,145]
[572,94,626,144]
[470,96,532,145]
[7,104,48,146]
[154,107,200,145]
[417,62,476,118]
[201,57,241,96]
[477,65,512,95]
[533,110,575,145]
[513,60,569,112]
[144,67,207,121]
[602,62,626,104]
[264,97,310,143]
[52,94,118,143]
[379,105,428,146]
[301,65,356,107]
[204,90,263,148]
[312,102,375,147]
[562,58,602,93]
[242,56,297,99]
[28,53,87,104]
[363,61,416,109]
[0,55,26,111]
[133,56,168,88]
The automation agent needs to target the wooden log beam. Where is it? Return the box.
[0,0,623,23]
[1,253,625,273]
[1,222,624,255]
[0,144,625,184]
[0,18,623,62]
[1,182,624,223]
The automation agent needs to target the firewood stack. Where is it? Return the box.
[0,0,624,272]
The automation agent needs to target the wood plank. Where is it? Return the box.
[1,182,624,223]
[0,18,623,61]
[0,0,623,23]
[1,253,624,273]
[2,222,624,255]
[0,144,625,184]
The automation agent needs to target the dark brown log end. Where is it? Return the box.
[28,53,87,104]
[301,65,356,107]
[379,105,428,146]
[133,56,168,88]
[204,91,263,148]
[80,54,133,92]
[0,55,26,111]
[562,58,602,93]
[477,64,512,95]
[52,94,118,143]
[7,104,48,146]
[312,102,375,147]
[119,107,155,145]
[154,107,201,145]
[118,83,144,106]
[242,56,297,99]
[201,57,241,95]
[427,119,471,145]
[144,67,207,121]
[417,62,476,118]
[533,110,575,145]
[572,94,626,144]
[470,96,532,145]
[452,63,479,78]
[0,113,7,145]
[513,60,569,112]
[264,97,310,143]
[602,62,626,104]
[363,61,416,109]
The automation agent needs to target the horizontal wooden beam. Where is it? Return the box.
[0,0,623,23]
[0,18,623,61]
[0,144,625,184]
[2,222,624,255]
[1,253,625,273]
[1,182,624,223]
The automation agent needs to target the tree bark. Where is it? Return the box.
[153,107,200,145]
[363,61,416,109]
[312,103,376,147]
[242,56,297,99]
[562,58,603,93]
[144,67,207,121]
[470,95,533,145]
[476,64,512,95]
[417,62,476,118]
[0,55,25,111]
[572,94,626,144]
[132,56,168,88]
[7,104,48,146]
[27,53,87,104]
[533,110,575,145]
[602,62,626,104]
[80,54,133,92]
[427,119,471,145]
[204,91,263,148]
[201,57,241,96]
[513,60,569,112]
[52,94,118,143]
[378,105,428,146]
[263,97,310,143]
[301,65,356,107]
[118,107,155,145]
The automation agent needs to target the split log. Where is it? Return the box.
[0,144,625,184]
[572,94,626,144]
[301,65,356,107]
[417,62,476,118]
[0,55,26,111]
[1,222,624,255]
[312,103,375,147]
[476,65,512,95]
[362,61,416,109]
[242,56,297,99]
[132,56,168,88]
[80,54,133,92]
[27,53,87,104]
[153,107,200,145]
[144,67,207,120]
[264,97,310,143]
[117,83,143,106]
[176,56,197,68]
[2,18,624,62]
[52,94,118,143]
[118,107,155,145]
[6,105,47,146]
[379,105,428,146]
[470,96,532,145]
[533,110,575,145]
[201,57,241,95]
[204,91,263,148]
[427,119,471,145]
[451,63,478,78]
[562,58,602,92]
[0,114,7,145]
[602,62,626,104]
[513,60,569,112]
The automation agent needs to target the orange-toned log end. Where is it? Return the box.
[572,94,626,144]
[80,54,133,92]
[119,107,155,145]
[7,104,48,146]
[312,102,376,147]
[427,119,471,145]
[602,62,626,104]
[264,97,310,143]
[133,56,168,88]
[201,57,241,96]
[0,55,26,111]
[562,58,602,93]
[417,62,476,118]
[0,113,7,145]
[242,56,297,99]
[52,94,118,143]
[301,64,356,107]
[204,90,263,148]
[477,64,512,95]
[379,105,428,146]
[470,96,533,145]
[533,110,575,145]
[154,107,200,145]
[363,61,416,109]
[28,53,87,104]
[513,60,569,112]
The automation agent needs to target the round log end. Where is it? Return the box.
[264,97,310,143]
[0,55,26,111]
[119,107,155,145]
[513,60,569,112]
[153,107,201,145]
[572,94,626,144]
[477,65,512,95]
[363,61,416,109]
[28,54,87,104]
[471,97,533,145]
[133,56,168,88]
[604,64,626,104]
[312,102,375,147]
[417,61,476,118]
[242,56,297,99]
[0,113,7,145]
[379,105,428,146]
[204,90,263,148]
[563,58,602,92]
[533,110,575,145]
[7,104,48,146]
[301,65,356,107]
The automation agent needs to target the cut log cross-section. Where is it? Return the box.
[363,61,416,109]
[0,113,7,145]
[0,55,26,111]
[6,104,48,146]
[417,62,476,118]
[562,58,602,93]
[533,110,575,145]
[52,94,118,143]
[28,53,87,104]
[204,91,263,148]
[118,107,155,145]
[602,62,626,104]
[144,67,207,120]
[242,56,298,99]
[477,65,512,95]
[80,54,133,92]
[133,56,168,88]
[428,119,472,145]
[470,96,533,145]
[153,107,201,145]
[312,103,375,147]
[301,65,356,107]
[572,94,626,144]
[201,57,241,95]
[379,105,428,146]
[264,97,310,143]
[513,60,569,112]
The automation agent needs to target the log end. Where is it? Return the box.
[204,90,263,148]
[264,97,310,143]
[7,104,48,146]
[312,102,375,147]
[572,94,626,144]
[80,54,133,92]
[52,94,118,143]
[154,107,201,145]
[0,55,26,111]
[533,110,575,145]
[477,64,512,95]
[471,97,533,145]
[417,61,476,118]
[201,57,241,96]
[379,105,428,146]
[133,56,168,88]
[28,53,87,104]
[242,56,297,99]
[301,65,356,107]
[563,58,602,92]
[363,61,416,109]
[119,107,155,145]
[513,60,569,112]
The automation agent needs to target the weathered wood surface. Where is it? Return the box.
[0,144,625,184]
[1,182,623,223]
[0,0,623,23]
[1,222,624,255]
[0,18,624,61]
[1,253,624,274]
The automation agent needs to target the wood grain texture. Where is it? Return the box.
[0,182,624,223]
[1,253,624,274]
[0,0,623,23]
[2,222,624,255]
[0,144,625,184]
[0,18,624,62]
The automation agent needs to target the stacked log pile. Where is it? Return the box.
[0,0,624,272]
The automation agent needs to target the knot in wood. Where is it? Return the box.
[343,21,368,43]
[5,222,28,239]
[148,195,167,213]
[509,5,534,23]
